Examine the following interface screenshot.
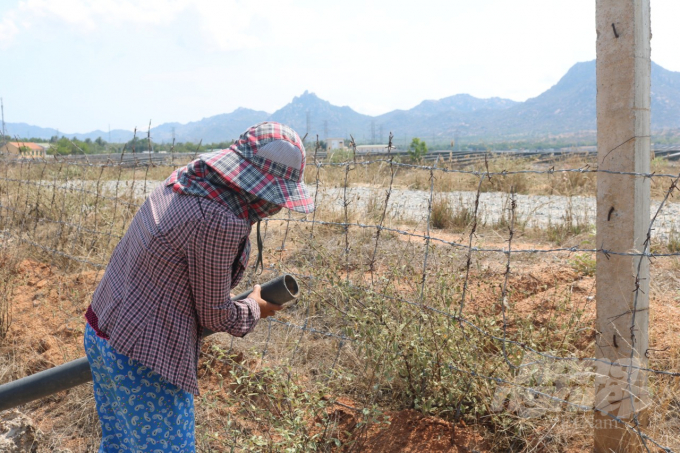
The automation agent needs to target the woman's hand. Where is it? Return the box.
[249,285,284,319]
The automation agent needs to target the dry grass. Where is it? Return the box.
[306,152,680,203]
[430,196,473,230]
[1,155,679,452]
[0,252,19,341]
[544,199,593,246]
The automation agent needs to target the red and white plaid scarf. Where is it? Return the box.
[167,159,282,224]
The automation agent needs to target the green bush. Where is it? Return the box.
[408,138,428,163]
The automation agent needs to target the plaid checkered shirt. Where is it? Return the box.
[89,184,260,395]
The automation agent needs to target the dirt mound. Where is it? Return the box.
[320,401,489,452]
[1,260,99,376]
[360,410,488,453]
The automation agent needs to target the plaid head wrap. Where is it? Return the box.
[166,159,282,224]
[166,122,314,271]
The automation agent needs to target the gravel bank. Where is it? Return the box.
[57,180,680,240]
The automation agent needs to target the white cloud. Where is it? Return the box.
[192,0,315,52]
[0,15,19,47]
[192,0,268,52]
[0,0,185,48]
[0,0,306,51]
[10,0,186,29]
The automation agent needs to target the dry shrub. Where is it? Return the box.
[305,158,397,190]
[491,195,527,233]
[433,171,478,192]
[474,156,535,194]
[364,193,388,224]
[540,153,597,196]
[564,169,595,194]
[483,172,530,194]
[0,251,20,341]
[302,153,601,200]
[34,385,102,452]
[666,227,680,253]
[545,199,592,245]
[546,170,596,196]
[430,196,454,230]
[431,196,473,230]
[407,171,431,191]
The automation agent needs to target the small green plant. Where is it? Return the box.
[328,148,353,163]
[569,253,596,276]
[667,227,680,253]
[651,155,669,171]
[408,138,428,163]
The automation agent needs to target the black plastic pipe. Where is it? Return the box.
[0,274,299,412]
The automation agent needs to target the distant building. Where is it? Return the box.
[355,144,392,154]
[3,142,47,158]
[326,138,345,150]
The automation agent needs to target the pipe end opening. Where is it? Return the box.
[284,275,299,298]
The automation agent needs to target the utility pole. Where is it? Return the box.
[595,1,651,451]
[306,111,311,137]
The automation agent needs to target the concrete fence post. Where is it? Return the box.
[595,0,651,451]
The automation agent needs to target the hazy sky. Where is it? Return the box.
[1,0,679,133]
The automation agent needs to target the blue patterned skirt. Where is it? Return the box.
[84,323,196,452]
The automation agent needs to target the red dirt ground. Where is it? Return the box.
[2,259,493,452]
[3,257,679,451]
[322,400,490,452]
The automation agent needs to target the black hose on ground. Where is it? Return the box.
[0,274,299,412]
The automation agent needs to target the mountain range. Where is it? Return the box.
[6,60,680,144]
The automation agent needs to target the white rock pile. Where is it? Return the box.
[0,409,41,452]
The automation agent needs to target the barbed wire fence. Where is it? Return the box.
[0,136,679,451]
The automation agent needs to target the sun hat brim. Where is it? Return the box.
[202,149,315,214]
